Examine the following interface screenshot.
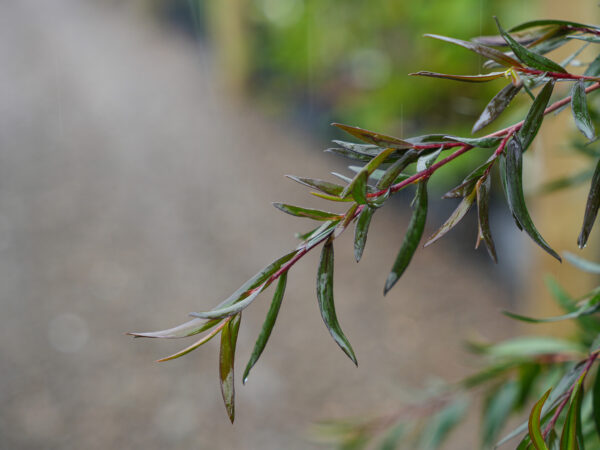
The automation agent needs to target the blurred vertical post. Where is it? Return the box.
[525,1,598,334]
[205,0,250,96]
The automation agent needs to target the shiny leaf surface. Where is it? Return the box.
[571,79,596,141]
[273,203,342,221]
[578,159,600,248]
[473,83,522,133]
[529,389,551,450]
[220,314,241,423]
[476,175,498,262]
[354,206,375,262]
[410,71,505,82]
[332,123,413,149]
[519,80,555,151]
[425,188,476,247]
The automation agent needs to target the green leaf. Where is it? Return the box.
[317,240,357,365]
[519,80,555,151]
[442,158,494,199]
[560,380,583,450]
[332,123,413,150]
[242,272,287,384]
[476,175,498,262]
[350,171,369,204]
[584,54,600,78]
[378,424,404,450]
[592,367,600,438]
[156,321,227,362]
[578,159,600,248]
[504,135,561,261]
[273,203,342,221]
[503,298,600,324]
[564,252,600,273]
[410,71,506,82]
[567,35,600,44]
[495,18,567,73]
[286,175,345,196]
[341,147,397,198]
[571,79,596,141]
[376,149,419,190]
[482,381,519,447]
[473,83,522,133]
[509,20,600,33]
[548,430,561,450]
[419,397,469,449]
[424,34,522,67]
[127,317,220,339]
[325,147,376,162]
[384,180,427,294]
[443,135,502,148]
[220,313,241,423]
[424,188,476,247]
[354,206,375,262]
[529,389,551,450]
[190,282,267,320]
[487,337,585,358]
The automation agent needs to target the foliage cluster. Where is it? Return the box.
[131,17,600,449]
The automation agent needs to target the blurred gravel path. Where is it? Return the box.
[0,1,512,448]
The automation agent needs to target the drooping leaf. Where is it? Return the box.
[442,158,494,199]
[503,296,600,324]
[157,321,227,362]
[127,317,220,339]
[410,71,506,82]
[317,240,357,365]
[424,188,476,247]
[578,159,600,248]
[273,203,342,221]
[529,389,552,450]
[384,179,427,294]
[571,79,596,141]
[220,313,241,423]
[564,252,600,273]
[482,381,519,447]
[504,136,561,261]
[354,206,375,262]
[475,175,498,262]
[560,380,583,450]
[495,18,567,73]
[424,34,522,67]
[519,80,555,151]
[243,272,287,384]
[332,123,413,150]
[473,83,522,133]
[286,175,345,196]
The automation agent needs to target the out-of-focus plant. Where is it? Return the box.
[130,16,600,448]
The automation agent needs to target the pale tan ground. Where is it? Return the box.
[0,1,517,448]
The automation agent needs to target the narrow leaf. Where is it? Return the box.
[482,381,519,447]
[504,136,561,261]
[419,397,469,450]
[560,380,583,450]
[495,18,567,73]
[350,171,369,204]
[578,159,600,248]
[317,240,357,365]
[157,320,227,362]
[273,203,342,221]
[190,282,266,320]
[376,149,419,190]
[529,389,552,450]
[571,79,596,141]
[354,206,375,262]
[473,83,522,133]
[509,20,600,33]
[592,366,600,437]
[424,188,476,247]
[519,80,555,151]
[286,175,345,196]
[332,123,413,149]
[384,180,427,294]
[476,175,498,262]
[410,71,506,82]
[127,318,220,339]
[443,135,502,148]
[424,34,522,67]
[243,272,287,384]
[220,314,241,423]
[564,252,600,273]
[503,300,600,323]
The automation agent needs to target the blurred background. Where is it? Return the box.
[1,0,598,448]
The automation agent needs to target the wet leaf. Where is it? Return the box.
[519,80,555,151]
[220,313,241,423]
[424,188,476,247]
[410,71,506,82]
[350,171,368,204]
[127,317,220,339]
[332,123,413,149]
[424,34,522,67]
[317,240,357,365]
[571,79,596,141]
[476,175,498,262]
[354,206,375,262]
[495,18,567,73]
[473,83,522,133]
[285,175,345,196]
[579,159,600,249]
[442,159,494,199]
[190,282,267,320]
[376,149,419,190]
[341,147,396,201]
[273,203,342,221]
[325,146,376,162]
[384,180,427,294]
[243,272,287,384]
[529,389,551,450]
[509,20,599,33]
[156,320,227,362]
[564,252,600,273]
[310,191,355,202]
[443,135,502,148]
[504,136,561,261]
[560,380,583,450]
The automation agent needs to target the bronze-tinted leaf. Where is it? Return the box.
[424,188,476,247]
[332,123,413,149]
[424,34,522,67]
[410,71,505,82]
[476,175,498,262]
[220,314,241,423]
[473,83,522,133]
[273,203,342,221]
[578,158,600,248]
